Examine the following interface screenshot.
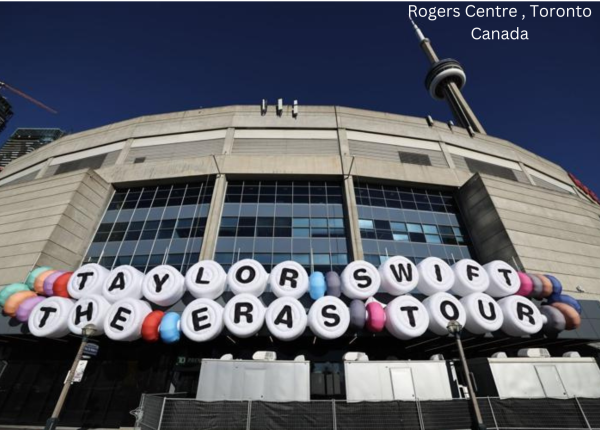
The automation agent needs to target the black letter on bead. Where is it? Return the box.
[497,269,513,286]
[400,306,419,327]
[39,307,57,328]
[517,302,535,324]
[236,266,256,284]
[353,268,372,289]
[108,272,126,291]
[192,307,210,331]
[76,272,94,290]
[274,305,293,328]
[74,302,94,325]
[110,307,132,331]
[322,304,341,327]
[391,264,413,283]
[234,302,254,324]
[153,274,170,293]
[466,265,480,282]
[440,300,459,320]
[279,268,299,289]
[194,267,210,285]
[478,300,496,321]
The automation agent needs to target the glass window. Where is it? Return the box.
[293,218,310,228]
[84,180,213,273]
[354,181,473,265]
[293,228,310,237]
[423,225,438,234]
[407,223,423,233]
[359,219,374,230]
[425,234,442,244]
[390,222,406,232]
[216,180,349,274]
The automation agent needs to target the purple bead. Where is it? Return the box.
[15,296,46,323]
[43,271,64,296]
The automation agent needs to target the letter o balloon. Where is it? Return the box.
[423,292,467,336]
[226,259,268,297]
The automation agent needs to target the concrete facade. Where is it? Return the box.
[0,170,112,285]
[0,105,598,301]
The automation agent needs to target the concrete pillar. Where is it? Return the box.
[517,161,536,186]
[438,141,456,169]
[198,127,235,260]
[199,174,227,260]
[343,176,364,261]
[35,157,54,179]
[114,138,135,165]
[337,126,364,261]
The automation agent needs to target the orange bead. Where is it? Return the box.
[4,291,38,317]
[551,302,581,330]
[33,270,57,295]
[535,274,554,298]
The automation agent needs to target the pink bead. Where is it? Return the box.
[366,301,386,333]
[516,272,533,297]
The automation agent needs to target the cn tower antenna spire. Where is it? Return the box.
[409,18,486,135]
[409,17,425,43]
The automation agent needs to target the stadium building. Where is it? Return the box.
[0,22,599,430]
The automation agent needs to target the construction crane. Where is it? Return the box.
[0,81,58,114]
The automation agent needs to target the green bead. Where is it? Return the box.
[0,283,31,307]
[25,266,53,288]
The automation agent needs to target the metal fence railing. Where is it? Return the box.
[134,394,600,430]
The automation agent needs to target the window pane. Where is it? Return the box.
[407,223,423,233]
[423,225,438,234]
[425,234,442,243]
[359,219,374,230]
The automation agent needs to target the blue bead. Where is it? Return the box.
[309,272,326,300]
[159,312,181,343]
[547,294,582,315]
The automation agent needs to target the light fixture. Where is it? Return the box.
[447,319,486,429]
[82,324,96,338]
[447,319,462,336]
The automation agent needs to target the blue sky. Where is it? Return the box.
[1,2,599,191]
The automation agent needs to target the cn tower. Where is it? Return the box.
[410,18,486,135]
